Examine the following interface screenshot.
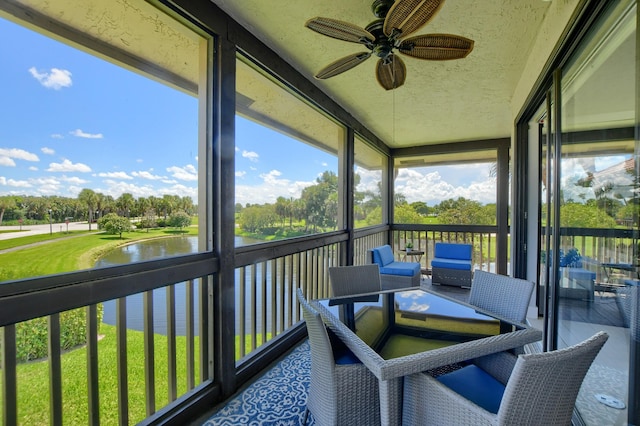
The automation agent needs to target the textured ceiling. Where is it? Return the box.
[210,0,552,148]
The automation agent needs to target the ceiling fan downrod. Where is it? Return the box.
[371,0,395,18]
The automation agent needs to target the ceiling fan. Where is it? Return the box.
[305,0,474,90]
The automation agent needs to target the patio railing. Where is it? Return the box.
[0,254,215,426]
[1,224,636,425]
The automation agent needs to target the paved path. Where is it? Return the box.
[0,222,97,240]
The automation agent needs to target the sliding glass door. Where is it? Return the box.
[535,2,638,424]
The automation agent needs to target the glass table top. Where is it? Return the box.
[316,288,524,360]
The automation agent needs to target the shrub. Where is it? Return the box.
[14,304,104,362]
[98,213,132,238]
[137,218,157,231]
[168,211,191,231]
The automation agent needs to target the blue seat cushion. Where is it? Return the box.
[380,262,420,277]
[372,245,395,267]
[328,328,361,364]
[431,258,472,271]
[334,347,361,364]
[434,243,472,261]
[436,365,505,414]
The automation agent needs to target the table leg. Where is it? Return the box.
[379,378,402,426]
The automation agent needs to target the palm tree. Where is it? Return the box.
[78,189,98,231]
[116,193,135,218]
[0,196,17,226]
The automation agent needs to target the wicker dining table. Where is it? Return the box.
[311,288,542,426]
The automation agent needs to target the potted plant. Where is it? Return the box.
[405,242,413,251]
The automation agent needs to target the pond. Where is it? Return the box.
[98,235,261,336]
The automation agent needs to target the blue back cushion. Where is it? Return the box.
[435,243,472,260]
[372,245,395,266]
[437,365,505,414]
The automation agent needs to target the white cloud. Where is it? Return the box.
[132,170,164,180]
[30,177,62,195]
[51,134,64,139]
[394,166,497,205]
[355,166,382,196]
[157,183,197,201]
[0,148,39,161]
[236,171,246,178]
[59,175,89,184]
[260,169,283,183]
[41,147,55,155]
[167,165,197,181]
[28,67,72,90]
[29,166,38,171]
[235,169,315,205]
[242,150,259,162]
[70,129,103,139]
[31,177,61,186]
[89,180,197,203]
[98,171,133,180]
[0,157,16,167]
[0,177,32,188]
[47,159,92,172]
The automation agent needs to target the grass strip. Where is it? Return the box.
[0,228,198,280]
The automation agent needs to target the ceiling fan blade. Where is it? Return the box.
[383,0,445,38]
[315,52,372,79]
[398,34,474,60]
[376,55,406,90]
[306,17,375,44]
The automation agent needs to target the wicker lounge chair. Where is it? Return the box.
[469,270,535,324]
[402,331,608,426]
[329,264,382,297]
[431,242,473,288]
[296,289,380,426]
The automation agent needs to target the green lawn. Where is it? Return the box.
[8,323,202,425]
[0,227,198,281]
[0,230,93,251]
[1,225,271,424]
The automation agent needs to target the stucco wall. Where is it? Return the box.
[510,0,583,119]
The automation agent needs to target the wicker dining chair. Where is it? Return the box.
[402,331,608,426]
[469,270,535,324]
[329,264,382,297]
[296,289,380,426]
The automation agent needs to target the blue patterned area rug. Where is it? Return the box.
[202,342,315,425]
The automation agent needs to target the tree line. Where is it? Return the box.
[234,170,500,237]
[234,167,635,238]
[0,189,196,226]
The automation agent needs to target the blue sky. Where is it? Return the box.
[0,17,199,201]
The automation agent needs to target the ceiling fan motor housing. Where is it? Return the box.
[365,19,394,60]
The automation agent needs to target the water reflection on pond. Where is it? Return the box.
[99,235,260,336]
